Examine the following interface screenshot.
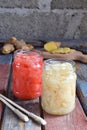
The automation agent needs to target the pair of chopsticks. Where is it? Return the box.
[0,94,46,125]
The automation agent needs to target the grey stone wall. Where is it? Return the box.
[0,0,87,42]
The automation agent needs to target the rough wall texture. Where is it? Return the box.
[0,0,87,42]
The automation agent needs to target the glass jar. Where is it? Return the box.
[41,59,77,115]
[12,50,43,100]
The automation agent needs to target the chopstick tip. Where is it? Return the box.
[24,116,29,122]
[41,119,47,125]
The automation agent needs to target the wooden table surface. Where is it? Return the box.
[0,42,87,130]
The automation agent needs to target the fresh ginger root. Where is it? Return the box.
[1,43,15,54]
[27,44,34,50]
[44,41,61,52]
[1,37,17,54]
[1,37,34,54]
[14,40,27,49]
[6,37,17,44]
[14,39,34,50]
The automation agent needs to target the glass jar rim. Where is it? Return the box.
[44,58,76,70]
[14,49,42,56]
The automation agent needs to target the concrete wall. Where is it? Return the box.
[0,0,87,42]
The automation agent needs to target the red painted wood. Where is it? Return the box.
[0,102,3,119]
[0,64,11,93]
[0,64,11,123]
[43,98,87,130]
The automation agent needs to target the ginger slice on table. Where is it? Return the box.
[51,47,75,54]
[44,41,61,52]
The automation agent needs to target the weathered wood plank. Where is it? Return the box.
[0,64,12,121]
[0,64,11,93]
[43,98,87,130]
[0,54,12,128]
[0,54,12,94]
[2,79,41,130]
[77,79,87,115]
[2,99,41,130]
[76,63,87,82]
[0,54,12,64]
[76,63,87,115]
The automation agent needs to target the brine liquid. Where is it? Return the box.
[41,61,77,115]
[12,51,43,99]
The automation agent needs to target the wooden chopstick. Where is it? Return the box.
[0,94,46,125]
[0,96,29,122]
